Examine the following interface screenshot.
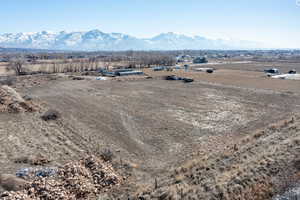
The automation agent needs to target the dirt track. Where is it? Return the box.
[0,69,299,185]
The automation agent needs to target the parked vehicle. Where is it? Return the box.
[264,68,279,74]
[183,78,194,83]
[165,75,193,83]
[288,69,297,74]
[206,69,214,73]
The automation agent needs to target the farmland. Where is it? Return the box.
[0,51,299,199]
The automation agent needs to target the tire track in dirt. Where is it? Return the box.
[2,77,297,190]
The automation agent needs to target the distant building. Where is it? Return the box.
[0,58,9,62]
[193,57,208,64]
[176,55,192,63]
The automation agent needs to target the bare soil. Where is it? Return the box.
[190,61,300,72]
[0,63,299,199]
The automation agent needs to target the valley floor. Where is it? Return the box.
[0,65,299,199]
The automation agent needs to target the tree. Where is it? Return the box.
[7,59,25,76]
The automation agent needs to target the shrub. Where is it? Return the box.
[100,149,114,162]
[41,109,61,121]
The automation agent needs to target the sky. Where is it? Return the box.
[0,0,299,48]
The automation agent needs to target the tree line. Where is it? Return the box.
[4,51,177,75]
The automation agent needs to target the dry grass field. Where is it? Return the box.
[0,60,299,199]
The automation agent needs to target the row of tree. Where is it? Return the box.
[5,52,177,75]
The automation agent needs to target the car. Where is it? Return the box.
[288,69,296,74]
[264,68,279,74]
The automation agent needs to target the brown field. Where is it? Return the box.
[190,60,300,72]
[0,61,299,199]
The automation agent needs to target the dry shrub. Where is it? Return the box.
[253,130,265,139]
[292,138,300,146]
[294,160,300,170]
[245,181,274,200]
[100,149,114,162]
[41,109,61,121]
[72,76,85,80]
[14,154,51,166]
[268,117,296,131]
[13,156,29,164]
[174,174,185,184]
[241,136,251,144]
[22,95,32,101]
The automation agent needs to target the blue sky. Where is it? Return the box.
[0,0,299,48]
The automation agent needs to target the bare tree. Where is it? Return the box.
[7,59,25,76]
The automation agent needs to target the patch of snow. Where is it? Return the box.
[271,74,300,80]
[0,30,264,51]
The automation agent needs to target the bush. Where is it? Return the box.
[41,109,61,121]
[100,149,114,162]
[72,76,85,80]
[294,159,300,170]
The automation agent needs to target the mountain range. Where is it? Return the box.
[0,30,264,51]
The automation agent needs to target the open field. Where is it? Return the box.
[190,61,300,72]
[0,60,299,199]
[143,68,300,93]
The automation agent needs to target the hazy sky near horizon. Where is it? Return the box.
[1,0,299,48]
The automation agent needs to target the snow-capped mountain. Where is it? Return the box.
[0,30,263,51]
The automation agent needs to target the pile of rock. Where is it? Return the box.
[1,156,123,200]
[0,85,37,113]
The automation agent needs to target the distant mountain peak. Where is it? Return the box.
[0,29,263,51]
[154,32,183,38]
